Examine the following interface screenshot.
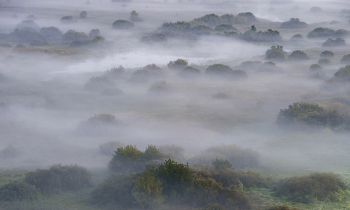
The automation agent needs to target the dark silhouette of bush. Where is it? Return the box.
[266,206,298,210]
[318,58,330,65]
[210,164,242,188]
[62,30,89,44]
[178,66,201,78]
[99,141,125,156]
[242,29,282,42]
[191,25,213,35]
[139,64,164,77]
[0,145,20,159]
[307,27,336,38]
[84,76,115,91]
[335,29,349,37]
[309,6,322,13]
[80,11,87,18]
[333,65,350,82]
[280,18,307,29]
[60,16,74,24]
[205,64,233,77]
[112,20,134,29]
[288,50,309,60]
[85,114,122,126]
[16,20,40,31]
[88,29,100,39]
[265,46,286,61]
[309,64,322,71]
[215,24,238,32]
[232,70,248,79]
[39,27,62,40]
[274,172,348,203]
[91,174,137,207]
[132,171,164,208]
[8,28,47,44]
[237,170,272,188]
[25,164,92,194]
[290,34,303,42]
[168,59,188,70]
[0,43,11,48]
[148,81,172,94]
[192,13,222,28]
[213,158,233,169]
[322,38,346,47]
[130,10,142,22]
[104,65,124,79]
[220,14,235,25]
[234,12,257,24]
[320,50,334,58]
[340,54,350,64]
[238,60,282,73]
[109,145,163,174]
[0,181,39,201]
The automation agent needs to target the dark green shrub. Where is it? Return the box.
[307,27,335,38]
[215,24,238,32]
[0,181,39,201]
[91,174,136,207]
[242,29,282,42]
[80,11,87,18]
[290,34,302,42]
[309,64,322,71]
[201,203,226,210]
[318,58,330,65]
[333,65,350,82]
[288,50,308,60]
[104,65,124,79]
[147,159,192,197]
[191,25,213,35]
[210,166,242,189]
[220,14,235,25]
[235,12,257,24]
[16,20,40,31]
[280,18,307,29]
[168,59,188,70]
[265,46,285,61]
[39,26,62,39]
[24,169,62,193]
[84,76,115,91]
[221,185,252,209]
[192,14,222,28]
[213,158,233,169]
[62,30,89,44]
[99,141,125,156]
[274,172,349,203]
[112,20,134,29]
[132,171,164,208]
[335,29,349,37]
[178,66,201,78]
[341,54,350,64]
[60,16,74,24]
[0,43,12,48]
[322,38,346,47]
[237,170,272,188]
[205,64,233,77]
[8,28,47,44]
[130,10,141,22]
[320,50,334,58]
[266,206,298,210]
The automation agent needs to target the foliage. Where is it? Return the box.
[0,145,20,159]
[80,11,87,18]
[60,16,74,24]
[288,50,308,60]
[178,66,201,78]
[147,159,192,197]
[132,171,164,208]
[307,27,336,38]
[340,54,350,64]
[191,25,213,35]
[99,141,125,156]
[148,81,172,94]
[8,28,47,44]
[279,18,307,29]
[273,172,349,203]
[242,29,282,42]
[86,114,120,125]
[333,65,350,82]
[62,30,89,44]
[112,19,134,29]
[309,64,322,71]
[290,34,302,42]
[158,144,185,162]
[192,14,222,27]
[318,58,330,65]
[235,12,257,24]
[88,29,100,39]
[130,10,142,22]
[215,24,238,32]
[24,164,92,194]
[265,46,285,61]
[266,206,298,210]
[322,38,346,47]
[16,20,40,31]
[237,170,272,188]
[104,65,124,79]
[320,50,334,58]
[201,203,226,210]
[168,59,188,70]
[0,181,39,201]
[205,64,233,77]
[91,174,136,207]
[213,158,233,169]
[210,166,242,189]
[39,26,62,39]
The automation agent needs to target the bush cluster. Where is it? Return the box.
[307,27,349,38]
[265,46,286,61]
[322,38,346,47]
[0,181,39,201]
[112,20,134,29]
[279,18,307,29]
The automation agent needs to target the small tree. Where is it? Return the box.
[167,59,188,70]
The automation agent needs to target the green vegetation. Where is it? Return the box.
[290,34,302,42]
[288,50,308,60]
[279,18,307,29]
[322,38,346,47]
[168,59,188,70]
[0,181,39,201]
[273,173,349,203]
[130,10,141,22]
[320,50,334,58]
[341,54,350,64]
[265,46,285,61]
[112,20,134,29]
[318,58,330,65]
[309,64,322,71]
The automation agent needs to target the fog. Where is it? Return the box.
[1,0,350,186]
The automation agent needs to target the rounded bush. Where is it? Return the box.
[309,64,322,71]
[290,34,302,42]
[39,26,62,39]
[60,16,74,24]
[178,66,201,78]
[16,20,40,31]
[320,50,334,58]
[112,20,134,29]
[80,11,87,18]
[340,54,350,64]
[215,24,238,32]
[205,64,233,76]
[280,18,307,29]
[62,30,89,43]
[88,29,100,39]
[9,28,47,44]
[309,6,322,13]
[318,58,330,65]
[148,81,172,94]
[322,38,346,47]
[265,46,285,61]
[84,76,115,91]
[0,181,39,201]
[168,59,188,70]
[288,50,309,60]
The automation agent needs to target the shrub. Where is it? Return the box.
[307,27,335,38]
[309,6,322,13]
[24,169,62,193]
[0,43,11,48]
[0,181,39,201]
[168,59,188,70]
[88,29,100,39]
[201,203,226,210]
[265,46,285,61]
[333,65,350,82]
[62,30,89,44]
[232,70,248,79]
[99,141,125,156]
[320,50,334,58]
[340,54,350,64]
[132,171,164,208]
[242,29,282,42]
[130,10,141,22]
[237,170,272,188]
[84,76,115,91]
[210,166,242,188]
[192,14,222,28]
[235,12,257,24]
[112,20,134,29]
[0,145,20,159]
[91,174,136,207]
[274,172,349,203]
[335,29,349,37]
[213,158,233,169]
[215,24,238,32]
[8,28,47,44]
[39,26,62,39]
[266,206,298,210]
[205,64,233,77]
[288,50,309,60]
[191,25,213,35]
[60,16,74,24]
[309,64,322,71]
[178,66,201,78]
[322,38,346,47]
[80,11,87,18]
[290,34,302,42]
[16,20,40,31]
[280,18,307,29]
[148,81,172,94]
[318,58,330,65]
[220,14,235,25]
